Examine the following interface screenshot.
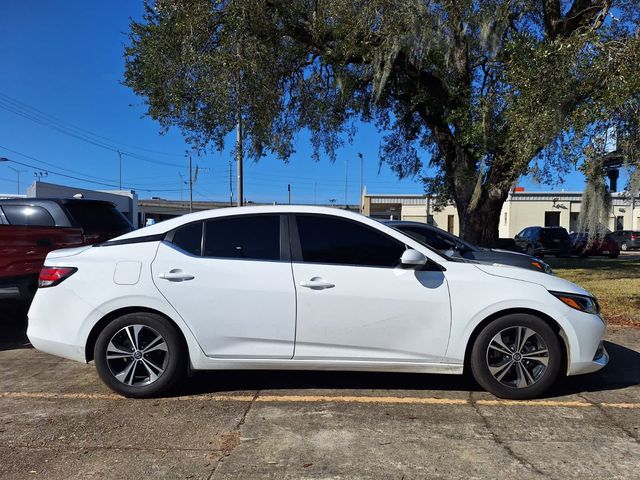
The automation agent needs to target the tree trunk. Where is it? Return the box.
[456,199,504,247]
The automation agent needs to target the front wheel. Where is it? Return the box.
[470,314,562,399]
[94,312,185,398]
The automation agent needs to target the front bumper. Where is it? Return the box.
[564,310,609,376]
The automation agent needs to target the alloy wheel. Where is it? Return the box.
[105,324,169,387]
[485,326,549,389]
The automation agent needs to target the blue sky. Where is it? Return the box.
[0,1,590,203]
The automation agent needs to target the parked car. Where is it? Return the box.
[0,198,133,302]
[28,206,607,400]
[514,226,571,257]
[385,221,552,274]
[610,230,640,251]
[570,232,620,258]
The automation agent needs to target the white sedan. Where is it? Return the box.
[27,206,608,399]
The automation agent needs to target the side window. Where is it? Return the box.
[2,205,55,227]
[516,228,527,239]
[172,222,203,256]
[296,215,406,267]
[203,215,280,260]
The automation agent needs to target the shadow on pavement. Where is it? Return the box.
[175,340,640,398]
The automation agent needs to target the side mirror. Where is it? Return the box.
[400,249,428,268]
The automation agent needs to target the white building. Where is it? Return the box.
[363,190,640,236]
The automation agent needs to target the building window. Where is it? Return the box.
[447,215,455,233]
[616,216,624,231]
[544,211,560,227]
[504,212,508,226]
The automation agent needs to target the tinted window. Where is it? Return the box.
[2,205,55,227]
[397,226,455,251]
[296,215,405,267]
[204,215,280,260]
[64,202,133,234]
[172,222,203,256]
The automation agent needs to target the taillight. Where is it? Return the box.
[632,234,638,240]
[38,266,77,288]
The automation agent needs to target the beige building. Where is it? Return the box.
[362,190,640,237]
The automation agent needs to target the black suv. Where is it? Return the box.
[514,226,571,257]
[610,230,640,251]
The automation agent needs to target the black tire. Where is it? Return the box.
[525,245,534,256]
[94,312,185,398]
[608,253,619,259]
[470,314,562,400]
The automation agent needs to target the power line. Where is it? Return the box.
[0,92,184,157]
[0,146,180,193]
[0,97,186,169]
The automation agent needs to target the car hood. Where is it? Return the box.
[474,263,591,297]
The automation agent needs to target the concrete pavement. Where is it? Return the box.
[1,323,639,479]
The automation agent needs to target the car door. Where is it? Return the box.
[290,214,451,363]
[152,214,296,359]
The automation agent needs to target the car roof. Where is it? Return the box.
[118,205,373,239]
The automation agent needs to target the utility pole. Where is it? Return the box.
[187,152,193,213]
[236,117,244,207]
[358,152,363,213]
[34,171,48,182]
[344,158,349,207]
[8,166,25,194]
[288,184,291,205]
[117,151,123,190]
[229,159,233,206]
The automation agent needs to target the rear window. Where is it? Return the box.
[2,205,55,227]
[64,202,133,234]
[543,228,570,240]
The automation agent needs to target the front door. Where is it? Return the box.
[152,214,296,359]
[290,214,451,363]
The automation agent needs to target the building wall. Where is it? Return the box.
[364,191,640,239]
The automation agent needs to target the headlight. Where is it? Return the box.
[550,291,599,314]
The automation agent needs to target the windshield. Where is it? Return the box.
[393,224,479,253]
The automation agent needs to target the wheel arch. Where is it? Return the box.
[462,307,569,375]
[85,306,189,363]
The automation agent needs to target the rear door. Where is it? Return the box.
[151,214,296,359]
[291,214,451,363]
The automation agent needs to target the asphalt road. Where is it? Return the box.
[1,307,639,479]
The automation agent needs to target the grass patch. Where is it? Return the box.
[546,256,640,326]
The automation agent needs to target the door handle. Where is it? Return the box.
[158,271,195,282]
[299,277,335,290]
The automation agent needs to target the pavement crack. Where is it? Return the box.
[577,393,639,443]
[207,390,259,480]
[469,392,550,479]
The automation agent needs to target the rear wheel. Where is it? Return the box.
[470,314,562,399]
[94,312,185,398]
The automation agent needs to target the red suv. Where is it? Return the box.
[0,198,133,302]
